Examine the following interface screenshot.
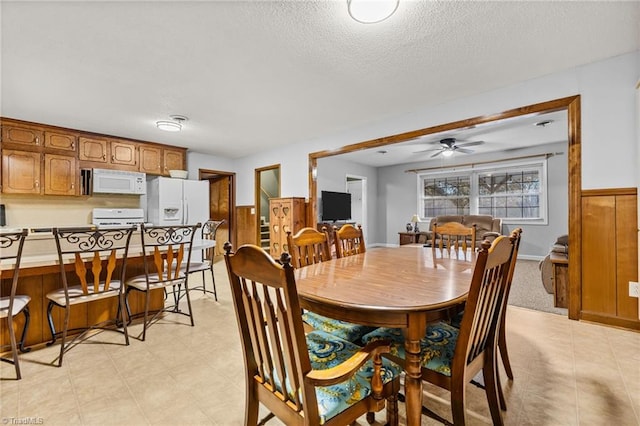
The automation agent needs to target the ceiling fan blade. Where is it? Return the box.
[412,147,442,154]
[456,148,475,154]
[455,140,484,148]
[430,150,444,158]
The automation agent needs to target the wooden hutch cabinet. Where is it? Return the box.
[269,197,306,257]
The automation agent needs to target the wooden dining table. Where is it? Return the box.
[294,245,477,426]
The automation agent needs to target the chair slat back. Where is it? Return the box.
[286,227,332,268]
[54,227,135,296]
[224,244,313,417]
[333,224,366,258]
[140,224,199,285]
[455,234,516,369]
[433,221,476,252]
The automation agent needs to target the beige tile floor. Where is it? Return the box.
[1,261,639,425]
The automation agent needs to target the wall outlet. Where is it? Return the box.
[629,281,640,298]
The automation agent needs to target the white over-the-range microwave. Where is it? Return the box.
[90,168,146,195]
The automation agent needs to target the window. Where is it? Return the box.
[418,160,547,224]
[421,175,470,217]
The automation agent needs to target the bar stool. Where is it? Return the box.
[0,229,31,379]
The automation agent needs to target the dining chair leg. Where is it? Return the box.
[209,266,218,301]
[118,293,130,346]
[58,305,70,367]
[46,302,57,346]
[450,377,467,426]
[142,289,151,342]
[484,354,504,426]
[19,308,31,353]
[7,317,21,379]
[497,368,507,410]
[498,329,513,380]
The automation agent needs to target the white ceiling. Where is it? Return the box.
[1,1,638,160]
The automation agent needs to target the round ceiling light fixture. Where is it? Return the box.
[347,0,399,24]
[441,149,454,157]
[156,115,188,132]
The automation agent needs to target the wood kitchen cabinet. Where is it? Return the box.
[78,136,108,163]
[1,122,45,149]
[139,144,163,174]
[269,197,306,257]
[163,147,185,175]
[2,149,42,194]
[44,153,77,195]
[110,139,137,167]
[44,130,77,152]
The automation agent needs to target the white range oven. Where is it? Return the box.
[92,208,146,227]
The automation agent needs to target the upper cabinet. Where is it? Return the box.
[1,122,45,148]
[1,117,187,196]
[78,137,108,163]
[44,131,77,152]
[163,148,185,174]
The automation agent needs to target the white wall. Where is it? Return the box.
[194,52,637,250]
[231,51,637,205]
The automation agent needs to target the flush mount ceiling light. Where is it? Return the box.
[347,0,399,24]
[156,115,188,132]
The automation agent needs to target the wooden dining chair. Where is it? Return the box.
[286,227,377,343]
[183,219,225,301]
[448,228,523,410]
[223,243,401,426]
[286,226,332,268]
[362,234,518,425]
[124,223,199,341]
[1,229,31,379]
[48,226,135,366]
[432,221,476,252]
[333,224,366,258]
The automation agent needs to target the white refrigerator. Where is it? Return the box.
[146,177,209,259]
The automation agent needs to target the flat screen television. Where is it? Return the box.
[321,190,351,222]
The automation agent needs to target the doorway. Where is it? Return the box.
[255,164,281,249]
[199,169,235,258]
[346,175,367,241]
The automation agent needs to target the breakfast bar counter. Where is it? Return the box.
[0,231,164,349]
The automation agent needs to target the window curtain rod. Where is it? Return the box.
[405,152,562,174]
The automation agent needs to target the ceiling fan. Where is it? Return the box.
[413,137,485,158]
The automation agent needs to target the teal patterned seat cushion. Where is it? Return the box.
[302,310,377,343]
[272,330,402,424]
[361,322,459,377]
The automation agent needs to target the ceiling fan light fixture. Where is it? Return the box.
[347,0,399,24]
[442,149,454,157]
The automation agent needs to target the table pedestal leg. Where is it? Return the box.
[404,315,426,426]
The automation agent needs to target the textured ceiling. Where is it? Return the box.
[1,1,638,159]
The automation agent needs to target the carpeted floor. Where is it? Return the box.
[508,259,567,315]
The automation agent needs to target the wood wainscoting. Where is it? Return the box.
[236,205,257,246]
[581,187,638,329]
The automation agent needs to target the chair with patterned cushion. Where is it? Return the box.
[224,243,401,426]
[183,219,225,301]
[448,228,522,410]
[125,223,199,341]
[432,221,476,252]
[333,224,365,258]
[286,227,376,343]
[362,233,518,425]
[48,226,135,366]
[1,229,31,379]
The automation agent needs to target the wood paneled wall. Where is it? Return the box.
[236,205,257,247]
[581,188,638,329]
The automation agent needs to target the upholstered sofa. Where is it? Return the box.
[423,215,503,247]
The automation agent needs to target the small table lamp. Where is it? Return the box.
[410,214,421,232]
